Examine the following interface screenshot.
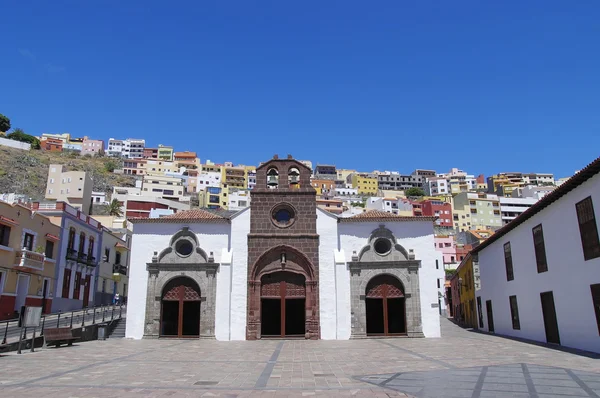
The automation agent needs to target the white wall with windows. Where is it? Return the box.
[476,171,600,353]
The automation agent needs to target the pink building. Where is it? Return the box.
[82,136,105,155]
[434,235,458,267]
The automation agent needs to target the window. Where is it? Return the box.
[88,237,95,258]
[0,225,10,246]
[438,243,443,248]
[115,251,122,265]
[436,259,439,269]
[591,284,600,336]
[450,256,455,263]
[68,227,76,250]
[79,232,86,254]
[444,243,451,247]
[532,224,548,273]
[102,279,106,293]
[576,197,600,260]
[62,269,71,298]
[45,240,54,259]
[509,295,520,330]
[23,233,34,251]
[504,242,514,281]
[437,279,441,289]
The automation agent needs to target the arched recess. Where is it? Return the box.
[247,245,319,340]
[364,274,406,336]
[160,276,201,337]
[348,225,424,338]
[143,227,219,339]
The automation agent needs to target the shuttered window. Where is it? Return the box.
[509,295,520,330]
[576,197,600,260]
[504,242,514,281]
[532,224,548,273]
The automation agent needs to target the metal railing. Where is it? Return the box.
[1,304,126,347]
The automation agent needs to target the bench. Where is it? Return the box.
[44,327,77,348]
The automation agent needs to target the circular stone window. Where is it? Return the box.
[271,204,296,228]
[374,238,392,256]
[175,240,194,257]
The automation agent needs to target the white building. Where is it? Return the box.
[512,185,555,201]
[228,190,251,211]
[125,156,443,341]
[91,191,108,205]
[107,138,146,158]
[194,171,221,193]
[499,197,537,225]
[475,156,600,353]
[366,197,414,216]
[424,177,449,196]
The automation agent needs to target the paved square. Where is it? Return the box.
[1,319,599,397]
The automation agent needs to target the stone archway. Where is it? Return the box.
[365,274,406,336]
[247,245,319,340]
[160,277,201,337]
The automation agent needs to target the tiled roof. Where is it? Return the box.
[129,209,229,224]
[339,210,437,222]
[473,155,600,254]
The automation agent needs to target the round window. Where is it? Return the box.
[175,240,193,256]
[374,238,392,255]
[271,204,296,228]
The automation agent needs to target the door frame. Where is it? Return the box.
[15,274,30,311]
[160,284,201,338]
[260,273,306,338]
[540,291,561,345]
[365,276,407,337]
[485,300,494,333]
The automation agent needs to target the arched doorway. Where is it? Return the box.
[365,275,406,336]
[160,277,201,338]
[260,272,306,337]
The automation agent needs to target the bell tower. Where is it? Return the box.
[246,154,320,340]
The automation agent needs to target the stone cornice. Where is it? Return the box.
[146,262,220,276]
[248,233,319,239]
[347,260,420,275]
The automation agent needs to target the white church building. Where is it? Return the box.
[125,156,444,340]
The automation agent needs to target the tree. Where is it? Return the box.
[7,128,41,149]
[105,199,123,217]
[405,187,425,197]
[0,113,10,133]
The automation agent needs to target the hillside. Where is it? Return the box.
[0,146,138,202]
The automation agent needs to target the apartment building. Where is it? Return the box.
[194,171,221,194]
[475,156,600,353]
[499,197,537,225]
[228,190,251,211]
[0,202,60,320]
[40,133,71,144]
[32,201,103,312]
[82,136,105,155]
[336,169,356,184]
[157,144,174,161]
[421,199,453,228]
[512,185,555,200]
[143,147,159,159]
[199,186,228,210]
[316,198,344,214]
[144,159,178,175]
[488,172,554,197]
[223,165,246,189]
[96,229,129,305]
[424,177,449,196]
[107,138,145,158]
[123,196,190,218]
[141,175,187,201]
[123,158,147,175]
[453,192,501,231]
[107,139,124,157]
[377,171,428,191]
[202,161,222,175]
[351,173,378,195]
[311,179,336,196]
[45,164,93,212]
[314,164,337,180]
[366,197,414,216]
[248,170,257,190]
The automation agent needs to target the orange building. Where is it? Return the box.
[41,137,63,152]
[311,179,336,196]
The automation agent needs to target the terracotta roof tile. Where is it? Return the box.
[339,209,437,222]
[129,209,229,224]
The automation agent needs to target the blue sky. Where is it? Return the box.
[1,1,599,178]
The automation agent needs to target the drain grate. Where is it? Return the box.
[194,381,219,385]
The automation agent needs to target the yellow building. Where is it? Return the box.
[202,161,222,174]
[451,253,477,328]
[336,168,356,183]
[157,144,174,161]
[0,202,60,320]
[198,185,229,210]
[222,165,247,189]
[351,173,378,195]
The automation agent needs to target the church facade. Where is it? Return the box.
[125,156,444,340]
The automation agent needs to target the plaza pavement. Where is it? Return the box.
[1,318,599,397]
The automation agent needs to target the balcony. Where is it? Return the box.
[66,248,78,261]
[87,256,98,267]
[15,249,45,270]
[77,252,88,264]
[113,263,127,276]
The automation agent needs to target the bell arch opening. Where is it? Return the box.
[365,274,406,336]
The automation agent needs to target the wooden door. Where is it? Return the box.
[486,300,494,333]
[591,284,600,335]
[365,275,406,336]
[41,279,49,314]
[73,272,82,301]
[161,282,201,337]
[62,269,71,298]
[260,272,306,337]
[540,291,560,345]
[82,275,91,307]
